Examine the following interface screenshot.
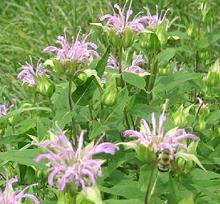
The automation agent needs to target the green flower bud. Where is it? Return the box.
[75,72,88,86]
[172,105,192,127]
[101,77,118,106]
[122,28,134,49]
[107,29,121,48]
[156,25,168,47]
[198,119,206,130]
[159,66,172,76]
[36,77,55,97]
[140,32,161,51]
[44,58,64,73]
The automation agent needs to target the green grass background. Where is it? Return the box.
[0,0,220,98]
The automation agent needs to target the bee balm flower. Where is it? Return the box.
[0,177,39,204]
[44,32,99,64]
[122,105,199,160]
[100,1,146,34]
[107,54,146,76]
[17,61,48,87]
[36,131,118,192]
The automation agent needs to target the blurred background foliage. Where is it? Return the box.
[1,0,220,99]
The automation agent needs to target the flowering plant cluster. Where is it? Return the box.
[36,131,118,192]
[1,0,219,204]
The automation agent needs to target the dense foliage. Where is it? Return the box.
[0,0,220,203]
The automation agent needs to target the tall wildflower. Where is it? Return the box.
[100,1,146,34]
[107,54,146,76]
[0,177,39,204]
[122,103,199,160]
[17,61,48,87]
[141,8,170,30]
[44,32,99,64]
[36,131,118,192]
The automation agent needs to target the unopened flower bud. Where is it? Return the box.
[122,28,134,49]
[172,105,192,127]
[159,66,172,76]
[140,32,161,51]
[156,25,168,47]
[75,72,88,86]
[107,29,121,48]
[101,77,118,106]
[36,77,54,97]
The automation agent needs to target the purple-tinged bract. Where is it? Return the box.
[36,131,118,192]
[0,177,39,204]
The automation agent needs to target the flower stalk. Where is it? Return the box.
[68,77,77,147]
[144,166,158,204]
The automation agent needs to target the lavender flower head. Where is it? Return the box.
[122,103,199,159]
[107,54,146,76]
[100,1,147,34]
[0,104,8,117]
[17,61,48,87]
[0,177,39,204]
[142,7,170,30]
[36,131,118,192]
[44,31,99,63]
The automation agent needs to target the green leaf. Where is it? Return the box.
[207,110,220,125]
[154,72,203,94]
[0,107,51,122]
[89,122,109,140]
[156,48,176,66]
[95,46,110,77]
[100,180,144,200]
[73,76,100,106]
[103,199,142,204]
[0,149,40,167]
[51,82,70,110]
[122,72,146,90]
[178,193,194,204]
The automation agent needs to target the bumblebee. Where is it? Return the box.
[157,149,171,172]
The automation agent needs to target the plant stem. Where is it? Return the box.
[146,59,158,104]
[68,78,77,147]
[117,46,131,129]
[118,47,125,88]
[144,166,158,204]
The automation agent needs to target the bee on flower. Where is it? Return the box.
[122,101,199,172]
